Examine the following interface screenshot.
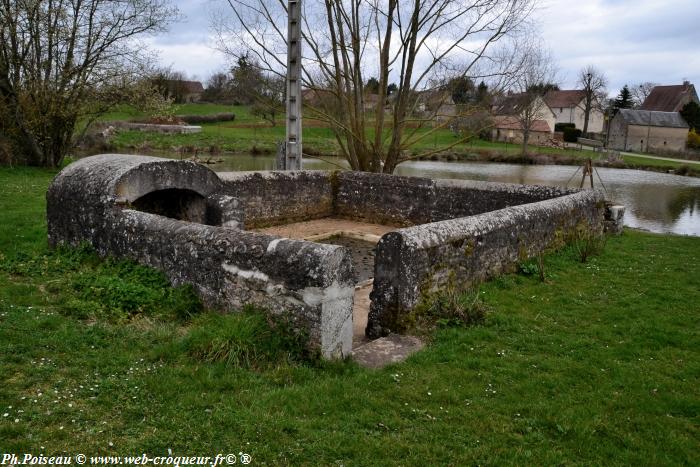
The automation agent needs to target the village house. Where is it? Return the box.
[607,109,689,153]
[414,90,458,124]
[640,81,699,112]
[490,93,556,143]
[362,93,393,114]
[162,80,204,103]
[544,90,605,134]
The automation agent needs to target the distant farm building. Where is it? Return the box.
[607,109,689,153]
[161,80,204,103]
[641,82,699,112]
[544,90,605,134]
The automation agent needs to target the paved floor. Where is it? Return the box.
[255,217,395,240]
[352,284,372,348]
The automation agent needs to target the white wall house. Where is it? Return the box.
[544,90,605,134]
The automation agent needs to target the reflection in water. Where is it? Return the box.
[393,161,700,236]
[81,152,700,236]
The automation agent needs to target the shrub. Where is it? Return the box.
[687,129,700,150]
[555,123,576,132]
[563,127,583,143]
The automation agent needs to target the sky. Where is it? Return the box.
[148,0,700,96]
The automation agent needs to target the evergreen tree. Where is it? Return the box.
[613,85,633,114]
[526,82,559,95]
[477,81,490,105]
[680,101,700,130]
[450,76,476,104]
[365,77,380,94]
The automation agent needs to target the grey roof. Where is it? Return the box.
[618,109,689,128]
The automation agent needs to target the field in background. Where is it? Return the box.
[94,103,700,174]
[96,104,624,166]
[1,166,698,464]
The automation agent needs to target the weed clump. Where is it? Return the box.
[571,223,607,263]
[181,309,313,368]
[411,286,489,333]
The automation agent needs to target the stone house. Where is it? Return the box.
[162,80,204,103]
[490,93,555,143]
[544,90,605,134]
[641,81,699,112]
[607,109,689,153]
[414,90,458,123]
[363,93,392,113]
[490,115,552,144]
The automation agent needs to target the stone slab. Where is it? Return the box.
[352,334,425,369]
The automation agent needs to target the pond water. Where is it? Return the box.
[92,152,700,236]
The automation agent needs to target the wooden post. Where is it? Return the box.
[580,158,594,189]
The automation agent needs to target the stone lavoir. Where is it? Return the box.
[47,154,623,361]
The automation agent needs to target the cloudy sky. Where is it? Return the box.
[148,0,700,96]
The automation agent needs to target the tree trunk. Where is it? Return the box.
[521,130,530,155]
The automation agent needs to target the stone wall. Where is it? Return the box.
[111,121,202,134]
[47,155,354,359]
[335,171,574,226]
[219,171,335,228]
[366,190,606,338]
[48,154,614,355]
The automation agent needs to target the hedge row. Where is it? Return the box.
[177,113,236,124]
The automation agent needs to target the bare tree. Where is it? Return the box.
[0,0,178,167]
[631,81,659,108]
[577,65,608,136]
[507,45,557,154]
[250,74,286,126]
[214,0,538,173]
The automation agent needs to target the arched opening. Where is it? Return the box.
[132,188,208,223]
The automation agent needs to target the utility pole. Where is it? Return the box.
[277,0,303,170]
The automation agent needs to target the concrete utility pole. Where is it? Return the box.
[277,0,303,170]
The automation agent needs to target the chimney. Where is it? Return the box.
[683,80,690,87]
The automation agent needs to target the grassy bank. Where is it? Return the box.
[94,103,700,175]
[1,167,698,464]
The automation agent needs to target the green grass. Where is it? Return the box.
[1,167,699,464]
[621,153,700,170]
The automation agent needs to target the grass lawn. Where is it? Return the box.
[102,104,605,161]
[1,166,698,464]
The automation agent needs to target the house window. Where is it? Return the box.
[560,108,563,113]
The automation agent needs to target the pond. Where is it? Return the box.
[90,152,700,236]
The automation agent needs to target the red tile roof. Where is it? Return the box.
[640,84,698,112]
[544,90,585,109]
